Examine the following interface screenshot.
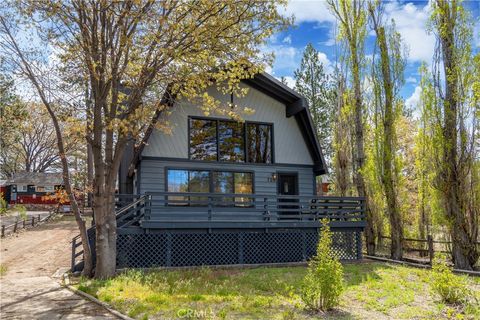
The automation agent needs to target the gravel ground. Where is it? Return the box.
[0,217,117,319]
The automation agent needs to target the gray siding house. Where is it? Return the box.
[73,73,365,271]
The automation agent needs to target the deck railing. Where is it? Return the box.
[141,192,365,227]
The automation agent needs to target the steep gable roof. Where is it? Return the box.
[134,72,327,175]
[243,73,327,175]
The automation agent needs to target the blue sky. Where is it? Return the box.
[266,0,480,109]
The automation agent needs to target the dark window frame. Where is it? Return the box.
[165,167,255,207]
[188,116,274,164]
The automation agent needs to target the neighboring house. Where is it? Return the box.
[2,172,65,205]
[74,73,366,271]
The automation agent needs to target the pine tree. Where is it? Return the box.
[294,43,336,166]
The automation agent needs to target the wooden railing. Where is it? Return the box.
[142,192,366,225]
[378,234,480,265]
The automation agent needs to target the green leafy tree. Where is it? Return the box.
[425,0,479,270]
[301,218,344,311]
[294,43,336,166]
[327,0,375,254]
[368,2,407,260]
[1,0,290,278]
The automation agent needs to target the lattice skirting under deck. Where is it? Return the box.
[113,229,363,268]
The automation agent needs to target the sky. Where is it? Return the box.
[265,0,480,110]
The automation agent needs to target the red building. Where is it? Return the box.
[2,172,66,205]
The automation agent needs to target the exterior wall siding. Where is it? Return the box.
[139,158,315,197]
[142,83,314,165]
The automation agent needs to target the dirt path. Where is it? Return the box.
[0,218,117,319]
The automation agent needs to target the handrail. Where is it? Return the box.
[116,195,148,217]
[140,192,366,225]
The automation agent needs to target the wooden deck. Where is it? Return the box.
[114,192,366,230]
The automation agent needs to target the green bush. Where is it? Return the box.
[430,254,470,305]
[301,218,344,311]
[0,195,7,215]
[15,205,27,220]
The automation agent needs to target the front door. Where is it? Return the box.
[277,173,299,220]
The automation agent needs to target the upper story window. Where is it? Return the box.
[189,119,217,161]
[189,117,273,164]
[246,123,272,164]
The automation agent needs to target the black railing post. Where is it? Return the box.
[263,197,268,221]
[208,196,213,221]
[1,225,4,237]
[356,231,363,260]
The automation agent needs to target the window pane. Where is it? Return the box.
[213,171,234,206]
[189,171,210,205]
[234,172,253,207]
[218,121,245,162]
[213,172,234,194]
[167,170,189,205]
[247,124,272,163]
[189,119,217,160]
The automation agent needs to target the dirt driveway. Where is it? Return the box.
[0,217,117,319]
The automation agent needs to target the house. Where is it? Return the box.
[2,172,66,205]
[74,73,366,270]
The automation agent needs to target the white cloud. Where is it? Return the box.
[317,51,334,74]
[384,1,435,63]
[283,0,335,24]
[405,86,422,111]
[406,76,417,84]
[282,35,292,44]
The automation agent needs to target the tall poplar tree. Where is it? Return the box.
[326,0,375,254]
[294,43,335,165]
[427,0,479,269]
[368,2,407,260]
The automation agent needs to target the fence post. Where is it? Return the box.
[23,219,26,229]
[1,225,4,237]
[13,221,17,233]
[427,235,434,265]
[38,214,41,222]
[32,216,35,226]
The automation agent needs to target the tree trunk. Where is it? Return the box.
[0,18,94,276]
[93,191,117,278]
[374,23,403,260]
[436,0,478,270]
[350,46,374,255]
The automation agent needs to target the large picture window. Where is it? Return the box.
[189,117,272,164]
[167,169,253,206]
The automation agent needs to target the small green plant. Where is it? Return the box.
[301,218,344,312]
[14,204,27,220]
[0,264,7,276]
[430,254,470,305]
[0,192,7,215]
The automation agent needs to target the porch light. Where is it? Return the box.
[271,173,277,182]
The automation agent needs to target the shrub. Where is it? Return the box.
[0,193,7,215]
[15,205,27,220]
[430,254,470,305]
[301,218,344,311]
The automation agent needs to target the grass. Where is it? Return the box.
[76,262,480,320]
